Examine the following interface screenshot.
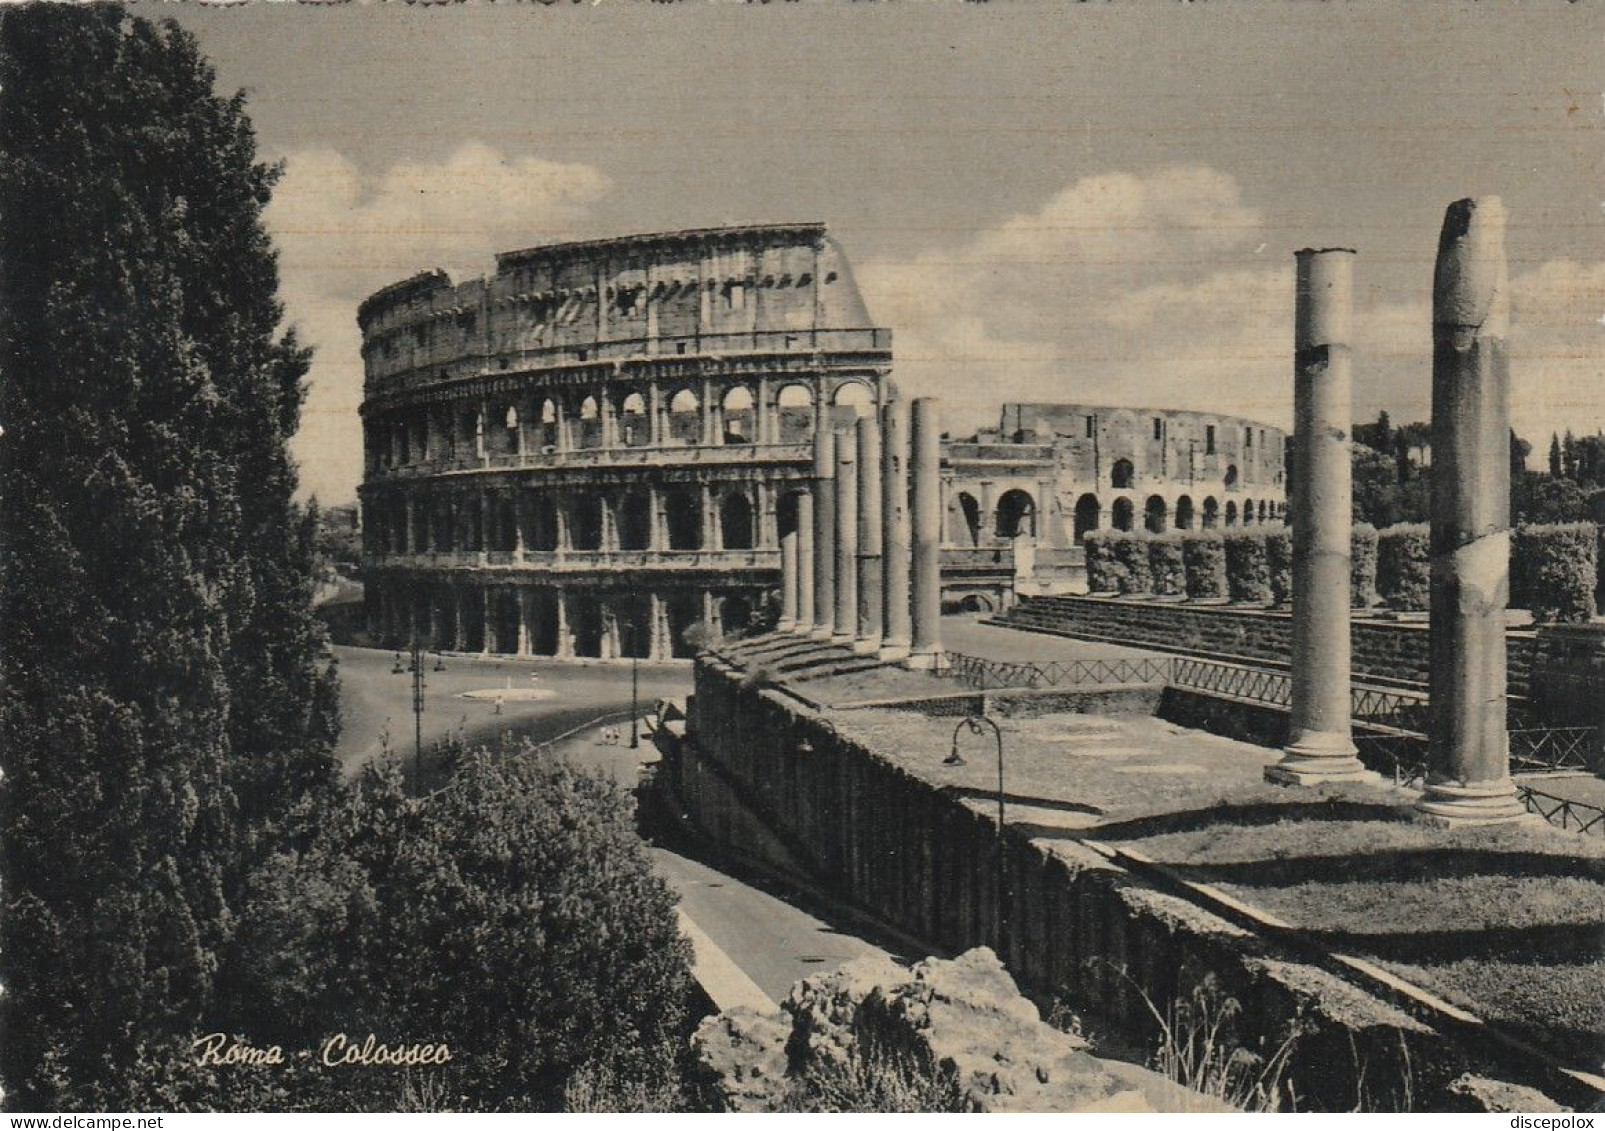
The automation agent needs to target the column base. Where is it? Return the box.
[792,621,815,637]
[878,640,911,662]
[809,625,834,641]
[830,631,855,647]
[905,647,943,671]
[1414,779,1528,827]
[1265,732,1378,787]
[851,635,881,656]
[776,617,796,632]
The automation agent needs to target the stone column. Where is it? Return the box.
[880,397,912,661]
[795,489,816,634]
[516,589,531,657]
[855,415,883,654]
[649,592,668,660]
[811,427,837,639]
[978,480,998,545]
[555,589,573,659]
[833,425,858,646]
[1268,248,1373,786]
[778,525,799,632]
[1418,198,1525,824]
[908,396,943,669]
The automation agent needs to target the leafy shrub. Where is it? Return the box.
[1111,534,1152,596]
[1183,534,1227,600]
[1223,533,1271,605]
[1264,529,1293,607]
[1148,535,1186,596]
[1511,523,1598,624]
[1083,532,1116,593]
[1376,524,1431,612]
[1351,524,1378,609]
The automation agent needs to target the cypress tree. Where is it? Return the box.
[1,6,336,1105]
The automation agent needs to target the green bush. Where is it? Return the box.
[1264,529,1293,606]
[1223,532,1271,605]
[1376,523,1431,612]
[1183,533,1227,600]
[1111,533,1152,595]
[1511,523,1598,624]
[1148,534,1186,596]
[1351,524,1378,609]
[1083,532,1115,593]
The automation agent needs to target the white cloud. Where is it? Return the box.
[267,143,611,502]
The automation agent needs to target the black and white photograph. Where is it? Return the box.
[1,0,1602,1117]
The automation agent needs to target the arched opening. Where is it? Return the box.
[957,492,982,547]
[1241,499,1255,526]
[1225,500,1238,527]
[491,495,517,552]
[719,592,754,638]
[667,388,700,445]
[577,395,602,450]
[832,380,874,419]
[569,493,603,551]
[1144,494,1167,534]
[722,386,755,444]
[996,489,1036,539]
[618,492,651,551]
[1111,496,1135,532]
[619,391,649,448]
[1111,459,1135,490]
[539,399,559,450]
[1073,494,1100,545]
[1258,500,1269,523]
[664,487,701,550]
[528,589,559,656]
[488,589,520,654]
[958,593,997,614]
[529,495,558,551]
[720,490,755,550]
[1202,496,1220,530]
[666,591,701,658]
[1225,464,1239,488]
[460,589,486,653]
[776,383,814,444]
[570,595,603,658]
[501,405,520,457]
[778,489,803,539]
[1175,495,1195,531]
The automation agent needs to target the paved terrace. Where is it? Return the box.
[713,635,1605,1082]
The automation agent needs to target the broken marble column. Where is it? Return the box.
[855,414,883,655]
[778,523,798,632]
[879,396,912,662]
[833,425,858,646]
[794,489,815,635]
[1417,197,1525,825]
[1267,248,1374,786]
[811,426,836,640]
[907,396,943,669]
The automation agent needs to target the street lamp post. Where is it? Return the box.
[944,712,1008,958]
[629,628,641,750]
[392,636,445,782]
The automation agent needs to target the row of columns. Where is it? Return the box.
[776,395,941,668]
[1268,199,1524,826]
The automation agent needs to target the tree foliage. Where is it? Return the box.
[0,6,337,1105]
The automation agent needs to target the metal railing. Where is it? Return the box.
[1168,657,1292,708]
[940,651,1170,690]
[1509,727,1598,774]
[1516,785,1605,838]
[1352,732,1430,789]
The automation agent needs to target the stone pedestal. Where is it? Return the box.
[1268,248,1376,786]
[908,397,943,669]
[1417,198,1525,825]
[879,397,912,661]
[832,425,858,646]
[811,427,836,640]
[855,415,883,655]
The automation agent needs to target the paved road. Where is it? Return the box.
[331,645,693,777]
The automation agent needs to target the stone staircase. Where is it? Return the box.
[715,632,889,683]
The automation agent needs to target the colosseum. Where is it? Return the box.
[358,222,1287,658]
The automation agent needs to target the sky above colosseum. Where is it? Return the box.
[161,1,1603,504]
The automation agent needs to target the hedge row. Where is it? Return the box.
[1087,522,1601,623]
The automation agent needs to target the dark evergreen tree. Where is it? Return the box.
[1,6,336,1105]
[1549,432,1564,478]
[1509,428,1530,477]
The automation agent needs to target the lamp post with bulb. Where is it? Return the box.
[945,712,1008,958]
[392,636,446,782]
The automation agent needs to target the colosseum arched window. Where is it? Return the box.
[1144,495,1167,534]
[1073,494,1100,545]
[722,386,755,444]
[1111,459,1135,490]
[1225,464,1239,488]
[1111,497,1135,532]
[619,391,649,448]
[776,383,815,444]
[996,489,1036,539]
[720,491,755,550]
[668,388,700,445]
[1175,495,1195,530]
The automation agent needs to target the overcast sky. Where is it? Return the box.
[159,1,1604,505]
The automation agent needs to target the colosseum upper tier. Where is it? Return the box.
[358,223,893,660]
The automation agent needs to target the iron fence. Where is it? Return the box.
[1509,727,1598,774]
[1516,785,1605,838]
[940,651,1170,690]
[1352,732,1430,789]
[1168,657,1292,708]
